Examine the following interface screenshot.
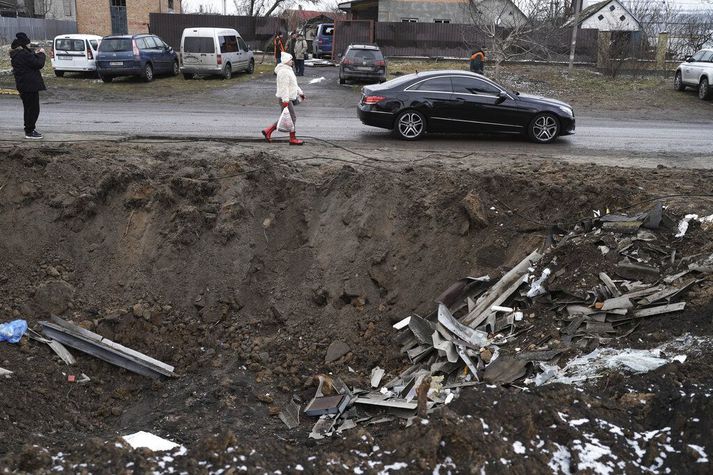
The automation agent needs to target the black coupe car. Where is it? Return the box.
[357,70,575,143]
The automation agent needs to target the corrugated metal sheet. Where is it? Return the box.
[1,16,76,44]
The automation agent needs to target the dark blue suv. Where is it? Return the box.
[96,34,178,82]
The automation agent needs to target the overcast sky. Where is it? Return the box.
[181,0,340,15]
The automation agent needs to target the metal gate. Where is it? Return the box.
[110,0,128,35]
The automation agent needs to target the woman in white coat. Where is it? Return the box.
[262,52,306,145]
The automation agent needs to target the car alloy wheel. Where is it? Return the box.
[143,64,154,82]
[395,110,426,140]
[674,71,685,91]
[699,78,712,100]
[528,113,560,144]
[223,64,232,80]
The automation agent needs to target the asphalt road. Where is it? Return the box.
[1,97,711,157]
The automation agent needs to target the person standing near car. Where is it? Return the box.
[470,49,485,75]
[261,52,306,146]
[293,33,308,77]
[10,32,46,139]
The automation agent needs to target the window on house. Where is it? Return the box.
[63,0,72,16]
[434,19,450,24]
[609,5,615,10]
[598,14,604,20]
[168,0,174,10]
[619,15,626,21]
[111,0,127,7]
[402,18,418,22]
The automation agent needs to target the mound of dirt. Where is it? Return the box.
[1,141,713,472]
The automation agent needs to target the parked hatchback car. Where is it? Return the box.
[339,44,386,84]
[358,70,575,143]
[96,34,178,83]
[313,23,334,59]
[674,49,713,100]
[179,27,254,80]
[51,34,102,77]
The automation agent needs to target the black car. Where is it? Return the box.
[339,44,386,85]
[357,70,575,143]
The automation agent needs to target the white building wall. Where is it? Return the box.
[580,2,639,31]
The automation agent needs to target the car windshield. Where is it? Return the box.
[184,37,215,54]
[99,38,132,52]
[55,39,85,52]
[348,49,383,61]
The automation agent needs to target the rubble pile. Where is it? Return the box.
[297,203,713,437]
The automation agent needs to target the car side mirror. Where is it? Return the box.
[685,56,693,62]
[496,91,508,104]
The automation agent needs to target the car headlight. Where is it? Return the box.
[558,105,574,117]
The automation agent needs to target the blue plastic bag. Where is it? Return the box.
[0,320,28,344]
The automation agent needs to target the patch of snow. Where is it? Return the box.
[379,462,408,473]
[295,464,304,471]
[309,76,326,84]
[572,439,615,475]
[513,441,526,454]
[688,444,709,463]
[569,418,589,427]
[122,431,182,452]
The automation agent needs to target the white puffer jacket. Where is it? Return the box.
[275,63,303,103]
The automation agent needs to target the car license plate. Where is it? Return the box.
[109,61,123,66]
[357,66,372,71]
[58,56,73,60]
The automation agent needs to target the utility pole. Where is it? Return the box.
[568,0,582,73]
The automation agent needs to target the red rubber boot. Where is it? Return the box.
[289,131,304,145]
[262,124,277,142]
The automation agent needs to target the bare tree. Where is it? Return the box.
[464,0,564,77]
[232,0,316,17]
[31,0,55,18]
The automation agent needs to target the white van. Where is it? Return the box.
[51,34,102,77]
[179,28,255,80]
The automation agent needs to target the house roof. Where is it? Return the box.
[284,9,344,22]
[565,0,641,29]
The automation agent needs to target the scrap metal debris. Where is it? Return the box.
[293,204,710,435]
[39,316,176,379]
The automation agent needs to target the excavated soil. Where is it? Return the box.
[2,140,713,474]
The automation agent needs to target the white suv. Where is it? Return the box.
[674,49,713,100]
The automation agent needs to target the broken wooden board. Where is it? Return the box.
[462,250,543,327]
[599,273,621,297]
[437,304,488,347]
[278,400,301,429]
[353,397,418,411]
[40,317,175,379]
[601,297,633,311]
[633,302,686,318]
[483,356,528,385]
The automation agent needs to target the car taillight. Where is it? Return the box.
[375,60,385,66]
[217,54,222,65]
[86,45,93,60]
[132,39,140,58]
[364,95,385,105]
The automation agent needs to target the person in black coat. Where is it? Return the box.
[10,32,46,139]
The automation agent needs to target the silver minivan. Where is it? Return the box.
[179,27,254,79]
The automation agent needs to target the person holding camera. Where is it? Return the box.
[10,32,46,139]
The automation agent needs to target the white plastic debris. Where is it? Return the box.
[309,76,326,84]
[122,431,182,452]
[676,214,698,237]
[491,305,514,313]
[527,268,551,298]
[514,311,524,322]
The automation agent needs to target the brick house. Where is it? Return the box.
[76,0,181,36]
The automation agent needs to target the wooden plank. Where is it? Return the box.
[599,272,621,297]
[462,249,543,327]
[601,296,633,311]
[633,302,686,318]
